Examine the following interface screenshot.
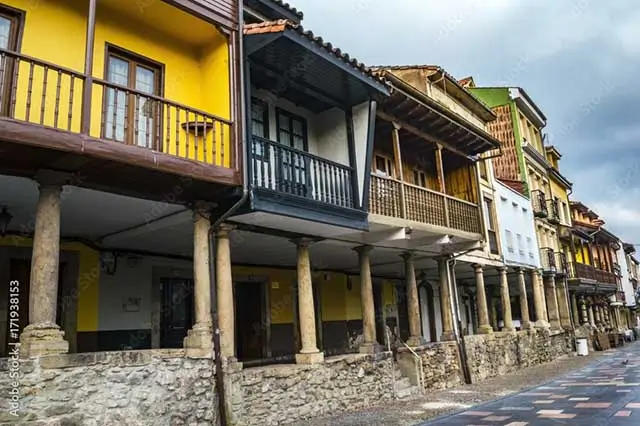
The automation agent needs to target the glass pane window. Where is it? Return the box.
[0,16,11,50]
[104,48,162,149]
[105,56,129,142]
[483,198,495,231]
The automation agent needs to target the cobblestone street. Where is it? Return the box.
[291,344,637,426]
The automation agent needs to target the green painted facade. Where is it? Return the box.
[470,87,530,196]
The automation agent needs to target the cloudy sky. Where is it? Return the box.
[291,0,640,244]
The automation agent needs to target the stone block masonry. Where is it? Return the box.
[227,353,395,426]
[398,341,464,391]
[0,350,217,425]
[464,329,573,383]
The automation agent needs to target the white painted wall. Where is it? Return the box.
[617,245,637,308]
[98,255,192,331]
[495,180,541,268]
[352,101,371,209]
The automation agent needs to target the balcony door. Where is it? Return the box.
[0,6,22,116]
[104,46,163,150]
[276,109,308,196]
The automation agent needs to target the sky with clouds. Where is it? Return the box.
[289,0,640,245]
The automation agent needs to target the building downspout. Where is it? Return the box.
[210,5,249,425]
[446,256,472,384]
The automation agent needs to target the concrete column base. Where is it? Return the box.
[440,331,457,342]
[501,327,516,333]
[358,342,380,354]
[521,322,533,331]
[535,320,551,330]
[19,324,68,358]
[407,336,425,347]
[477,325,494,334]
[183,323,213,358]
[295,351,324,364]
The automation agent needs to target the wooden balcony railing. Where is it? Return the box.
[250,136,355,208]
[540,247,556,273]
[0,48,233,168]
[369,174,481,234]
[531,190,548,218]
[569,262,619,286]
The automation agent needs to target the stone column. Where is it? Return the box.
[216,224,235,360]
[355,245,377,353]
[594,303,603,327]
[603,305,611,328]
[588,300,596,327]
[498,267,515,332]
[555,279,572,330]
[490,295,499,331]
[544,275,561,330]
[438,258,455,341]
[294,239,323,364]
[184,208,214,358]
[571,292,580,327]
[403,252,424,346]
[516,268,531,330]
[531,269,549,329]
[579,295,589,326]
[473,264,493,334]
[20,183,69,357]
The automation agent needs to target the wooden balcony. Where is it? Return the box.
[250,136,355,209]
[0,48,238,202]
[569,262,619,286]
[369,174,481,235]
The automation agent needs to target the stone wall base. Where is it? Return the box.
[0,350,217,425]
[464,329,573,383]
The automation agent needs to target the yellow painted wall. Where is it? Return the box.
[0,236,100,332]
[4,0,231,166]
[549,178,570,205]
[320,274,348,321]
[232,266,296,325]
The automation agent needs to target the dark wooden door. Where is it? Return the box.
[235,282,264,361]
[160,277,194,349]
[397,284,410,343]
[373,281,385,346]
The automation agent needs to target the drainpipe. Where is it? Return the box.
[210,5,249,425]
[446,256,472,384]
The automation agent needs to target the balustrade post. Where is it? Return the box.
[81,0,96,134]
[391,122,407,218]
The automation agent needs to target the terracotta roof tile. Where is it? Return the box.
[244,20,381,82]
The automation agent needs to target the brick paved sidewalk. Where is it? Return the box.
[419,341,640,425]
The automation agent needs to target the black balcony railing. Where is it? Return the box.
[548,200,561,224]
[531,190,548,218]
[540,247,556,273]
[250,136,355,208]
[555,252,568,275]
